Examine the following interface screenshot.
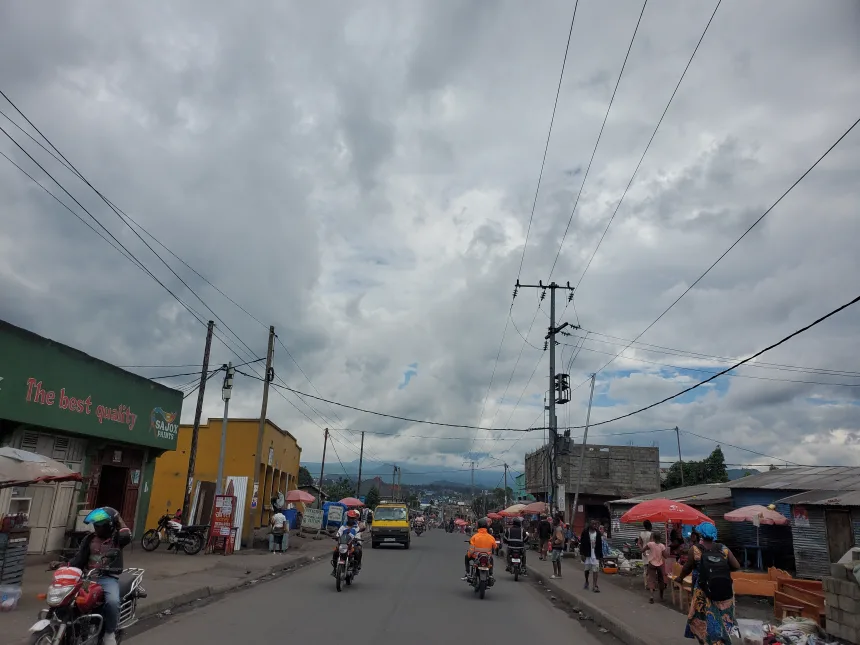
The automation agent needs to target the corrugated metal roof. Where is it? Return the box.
[727,466,860,491]
[776,489,860,507]
[608,483,732,505]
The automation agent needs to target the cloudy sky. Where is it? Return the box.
[1,0,858,482]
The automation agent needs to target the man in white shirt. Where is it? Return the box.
[270,509,287,553]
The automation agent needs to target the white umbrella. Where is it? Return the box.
[0,447,82,488]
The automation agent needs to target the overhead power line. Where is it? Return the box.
[592,113,860,379]
[558,337,860,387]
[574,0,722,292]
[566,292,860,429]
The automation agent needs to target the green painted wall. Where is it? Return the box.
[0,321,183,450]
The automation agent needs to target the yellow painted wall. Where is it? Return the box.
[146,418,301,544]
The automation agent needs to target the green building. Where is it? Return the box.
[514,473,535,502]
[0,320,183,553]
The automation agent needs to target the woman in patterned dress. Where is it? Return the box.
[679,522,740,644]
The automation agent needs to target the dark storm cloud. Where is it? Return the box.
[0,0,858,471]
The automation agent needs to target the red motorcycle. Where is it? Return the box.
[332,533,359,593]
[28,551,146,645]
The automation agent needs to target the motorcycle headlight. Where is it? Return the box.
[339,545,349,553]
[46,584,76,607]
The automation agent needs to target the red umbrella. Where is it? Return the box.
[487,512,503,520]
[339,497,364,507]
[620,499,713,525]
[285,489,315,504]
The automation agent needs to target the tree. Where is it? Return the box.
[365,486,380,509]
[298,466,314,487]
[324,477,354,502]
[405,493,420,509]
[662,447,730,490]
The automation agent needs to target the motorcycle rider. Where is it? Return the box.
[462,517,496,580]
[67,507,131,645]
[503,516,529,572]
[331,509,363,576]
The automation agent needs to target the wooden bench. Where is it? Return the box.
[774,579,825,626]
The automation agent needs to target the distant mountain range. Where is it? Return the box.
[302,459,505,489]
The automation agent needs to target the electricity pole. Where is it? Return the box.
[571,374,596,533]
[318,428,329,509]
[504,463,509,507]
[182,320,214,524]
[515,280,576,514]
[675,426,685,487]
[355,431,365,497]
[251,326,276,530]
[391,465,398,502]
[470,461,475,510]
[397,467,402,501]
[215,362,235,496]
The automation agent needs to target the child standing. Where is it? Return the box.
[645,531,667,603]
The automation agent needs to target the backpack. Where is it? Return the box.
[697,544,733,601]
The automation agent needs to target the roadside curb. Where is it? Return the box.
[526,564,659,645]
[137,551,327,621]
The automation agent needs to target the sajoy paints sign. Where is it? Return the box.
[1,321,183,450]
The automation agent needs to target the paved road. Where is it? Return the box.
[128,529,611,644]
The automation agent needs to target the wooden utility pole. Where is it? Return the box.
[504,463,509,507]
[571,374,596,532]
[251,325,276,531]
[182,320,214,524]
[355,431,365,498]
[317,428,329,509]
[675,426,685,487]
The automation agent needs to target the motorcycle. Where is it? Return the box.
[333,533,359,592]
[140,514,206,555]
[29,551,146,645]
[414,524,424,537]
[507,545,526,582]
[464,550,494,600]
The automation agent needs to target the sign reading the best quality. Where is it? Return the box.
[0,321,184,450]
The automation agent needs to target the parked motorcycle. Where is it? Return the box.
[140,513,206,555]
[333,533,359,592]
[507,545,526,582]
[464,550,494,599]
[29,551,146,645]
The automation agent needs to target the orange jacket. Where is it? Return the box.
[468,528,496,557]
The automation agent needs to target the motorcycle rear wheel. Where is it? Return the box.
[514,567,519,582]
[183,534,203,555]
[478,579,486,599]
[141,529,161,551]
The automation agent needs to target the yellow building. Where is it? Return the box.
[146,418,301,546]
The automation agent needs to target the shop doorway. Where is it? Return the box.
[826,509,855,562]
[96,466,127,512]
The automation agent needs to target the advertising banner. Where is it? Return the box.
[302,508,323,529]
[0,322,183,450]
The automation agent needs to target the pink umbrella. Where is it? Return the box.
[285,489,315,504]
[339,497,364,507]
[724,505,788,526]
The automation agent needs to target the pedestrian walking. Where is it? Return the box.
[550,514,565,579]
[270,509,287,553]
[680,522,740,644]
[638,519,653,588]
[537,515,552,560]
[580,519,604,593]
[644,531,667,603]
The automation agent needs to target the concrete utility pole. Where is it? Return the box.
[355,431,365,497]
[215,362,235,496]
[318,428,329,509]
[515,280,576,514]
[252,326,276,527]
[470,460,475,507]
[397,467,402,501]
[675,426,685,487]
[182,320,214,524]
[571,374,596,532]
